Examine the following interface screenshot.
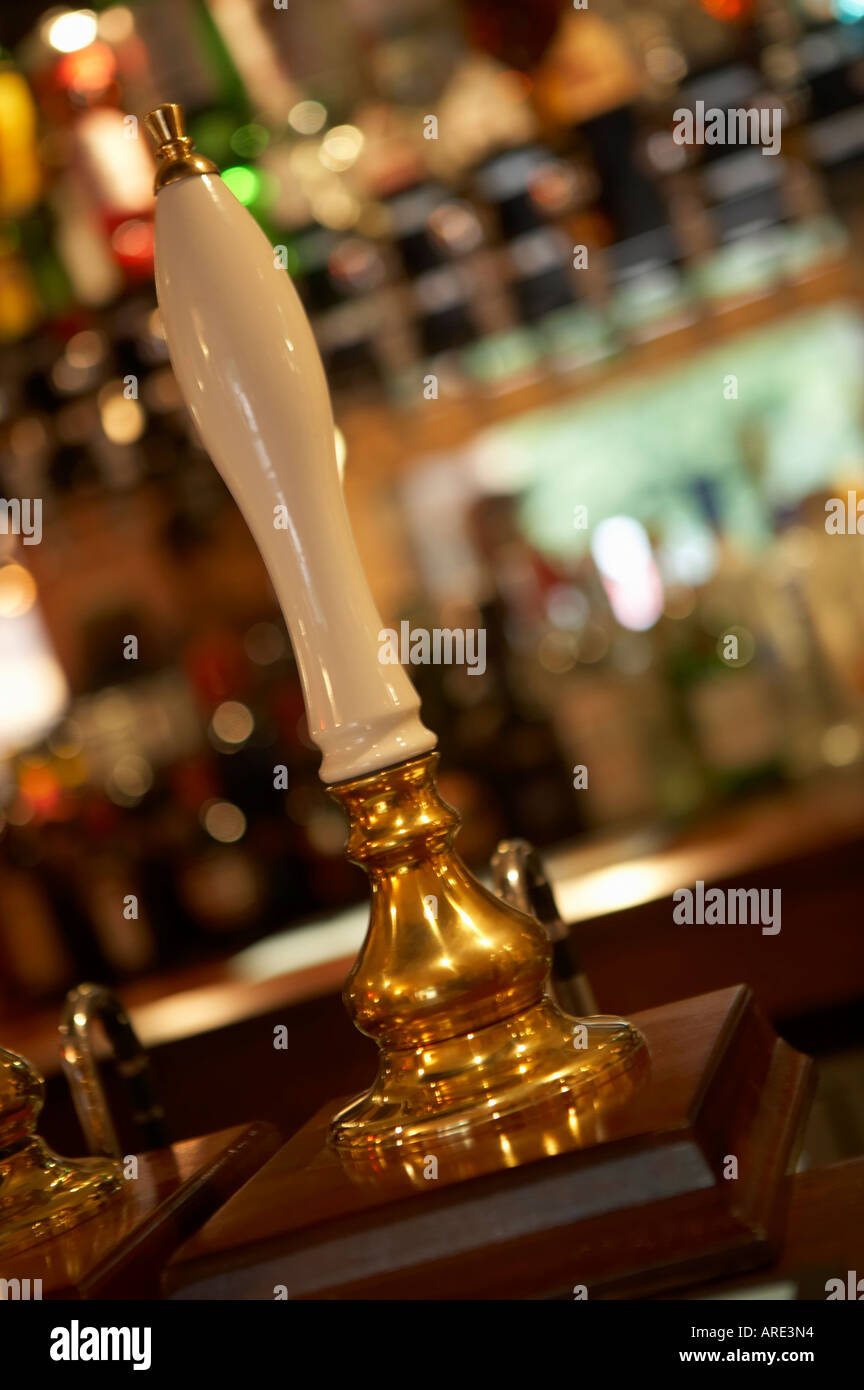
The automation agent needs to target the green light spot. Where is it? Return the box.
[222,166,260,206]
[230,124,270,158]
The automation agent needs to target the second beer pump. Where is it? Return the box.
[144,104,645,1154]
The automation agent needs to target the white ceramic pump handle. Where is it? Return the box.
[146,107,435,785]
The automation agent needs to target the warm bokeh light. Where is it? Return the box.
[43,8,98,53]
[66,329,104,367]
[202,799,247,843]
[319,125,364,172]
[98,5,135,43]
[0,604,69,755]
[210,701,254,747]
[697,0,751,19]
[18,758,62,816]
[288,100,327,135]
[110,218,154,267]
[106,753,154,804]
[98,385,145,443]
[0,564,37,619]
[309,184,360,229]
[821,722,863,765]
[56,41,115,95]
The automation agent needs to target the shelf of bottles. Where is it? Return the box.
[1,0,864,1012]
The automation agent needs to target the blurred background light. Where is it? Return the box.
[202,799,247,843]
[43,8,97,53]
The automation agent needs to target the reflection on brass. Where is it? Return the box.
[340,1042,650,1189]
[0,1045,120,1258]
[328,752,645,1154]
[145,103,218,191]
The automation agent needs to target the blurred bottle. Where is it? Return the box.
[758,502,864,779]
[662,478,788,802]
[291,221,389,399]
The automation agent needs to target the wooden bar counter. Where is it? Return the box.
[1,771,863,1165]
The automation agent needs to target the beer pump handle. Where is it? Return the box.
[146,104,435,784]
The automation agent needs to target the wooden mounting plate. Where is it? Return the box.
[165,985,814,1300]
[3,1122,280,1300]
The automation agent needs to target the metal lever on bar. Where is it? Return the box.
[59,983,168,1159]
[491,839,598,1018]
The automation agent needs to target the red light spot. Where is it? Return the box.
[698,0,752,19]
[111,218,154,271]
[56,42,116,94]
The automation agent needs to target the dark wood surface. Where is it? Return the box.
[4,1122,280,1299]
[666,1155,864,1300]
[165,986,813,1301]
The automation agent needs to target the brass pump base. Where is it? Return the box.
[0,1046,121,1258]
[327,754,645,1154]
[331,1005,641,1151]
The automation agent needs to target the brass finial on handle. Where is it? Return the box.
[145,102,219,192]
